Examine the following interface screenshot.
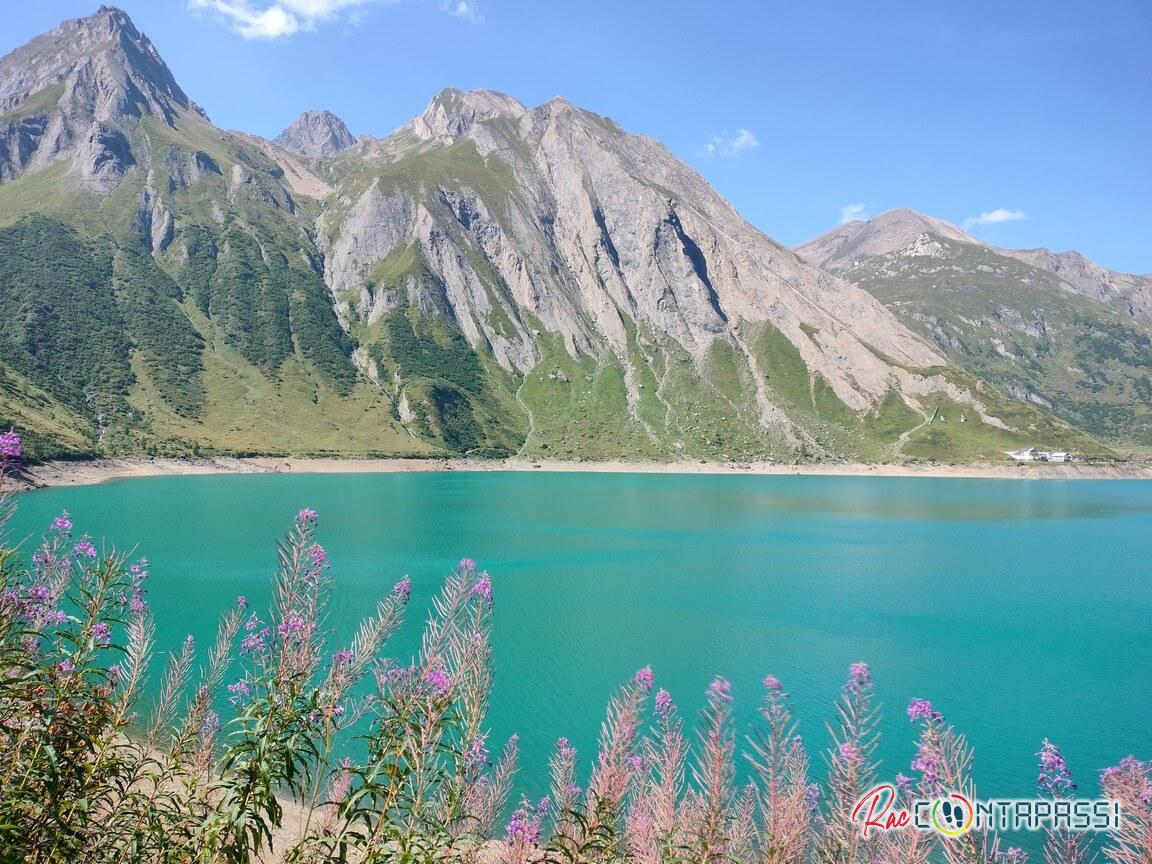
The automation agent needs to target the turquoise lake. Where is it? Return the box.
[8,472,1152,813]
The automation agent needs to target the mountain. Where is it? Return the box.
[275,110,355,158]
[0,9,1103,463]
[795,209,979,273]
[798,210,1152,445]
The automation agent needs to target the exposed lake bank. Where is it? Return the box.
[12,454,1152,489]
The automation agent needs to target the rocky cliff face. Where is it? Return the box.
[325,91,945,399]
[275,110,356,158]
[0,10,1104,462]
[0,6,205,185]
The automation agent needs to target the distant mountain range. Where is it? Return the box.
[797,210,1152,446]
[0,7,1135,463]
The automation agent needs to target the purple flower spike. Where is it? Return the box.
[633,665,654,691]
[423,666,451,694]
[308,543,329,569]
[907,698,941,723]
[472,573,492,602]
[707,676,732,703]
[1037,739,1077,796]
[0,430,22,461]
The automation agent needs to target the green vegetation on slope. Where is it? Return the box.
[848,237,1152,445]
[114,244,206,417]
[0,216,130,410]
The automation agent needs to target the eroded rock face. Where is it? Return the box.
[0,6,204,184]
[321,89,946,431]
[71,124,134,192]
[275,110,356,158]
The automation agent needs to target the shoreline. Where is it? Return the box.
[12,455,1152,489]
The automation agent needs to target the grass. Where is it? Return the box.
[848,234,1152,445]
[127,339,429,456]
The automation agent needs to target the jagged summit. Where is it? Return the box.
[0,5,207,184]
[410,88,528,141]
[795,208,978,273]
[275,109,355,157]
[0,5,198,122]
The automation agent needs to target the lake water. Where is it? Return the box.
[8,471,1152,819]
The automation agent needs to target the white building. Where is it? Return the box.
[1008,447,1071,463]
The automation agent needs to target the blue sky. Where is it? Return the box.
[4,0,1151,272]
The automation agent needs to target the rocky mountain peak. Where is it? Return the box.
[0,5,198,123]
[410,88,527,142]
[275,109,355,157]
[0,6,206,184]
[795,208,978,273]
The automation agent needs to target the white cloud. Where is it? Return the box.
[964,208,1029,228]
[698,128,761,159]
[839,203,868,224]
[189,0,404,39]
[446,0,484,23]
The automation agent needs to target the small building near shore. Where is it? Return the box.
[1009,447,1071,463]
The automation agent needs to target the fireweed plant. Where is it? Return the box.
[0,434,1150,864]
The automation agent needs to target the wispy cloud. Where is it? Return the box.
[445,0,483,23]
[964,207,1029,228]
[190,0,478,38]
[189,0,379,38]
[839,203,869,224]
[698,129,761,159]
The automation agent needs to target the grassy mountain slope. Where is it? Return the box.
[808,224,1152,447]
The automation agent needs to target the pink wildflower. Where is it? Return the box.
[472,572,492,602]
[707,676,732,703]
[0,430,22,461]
[907,698,940,722]
[633,665,654,691]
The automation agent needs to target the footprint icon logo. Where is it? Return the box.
[930,793,973,836]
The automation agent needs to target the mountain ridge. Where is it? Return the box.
[797,208,1152,319]
[797,209,1152,444]
[0,7,1108,463]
